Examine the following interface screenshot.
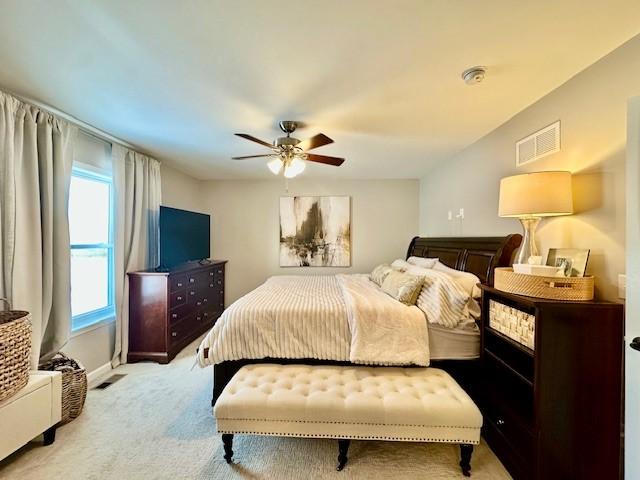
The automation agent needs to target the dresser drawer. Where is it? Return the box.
[168,303,193,323]
[186,288,198,303]
[169,274,188,292]
[169,314,196,345]
[170,290,187,307]
[483,406,535,480]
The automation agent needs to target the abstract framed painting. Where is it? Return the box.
[279,196,351,267]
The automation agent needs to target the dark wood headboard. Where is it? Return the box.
[406,235,522,286]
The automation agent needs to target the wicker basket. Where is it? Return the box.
[495,267,594,301]
[40,353,87,423]
[0,298,32,402]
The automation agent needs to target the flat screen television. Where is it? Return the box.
[159,206,210,269]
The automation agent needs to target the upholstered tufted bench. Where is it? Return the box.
[214,364,482,476]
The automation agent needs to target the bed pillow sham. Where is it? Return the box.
[433,261,482,298]
[380,270,424,306]
[407,256,438,269]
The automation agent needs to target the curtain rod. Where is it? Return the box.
[3,86,157,158]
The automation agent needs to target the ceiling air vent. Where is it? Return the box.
[516,121,560,166]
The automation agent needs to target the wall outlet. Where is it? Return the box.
[618,274,627,299]
[456,208,465,219]
[448,211,453,221]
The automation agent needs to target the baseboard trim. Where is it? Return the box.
[87,362,112,388]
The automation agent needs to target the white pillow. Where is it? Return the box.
[403,263,433,277]
[407,256,438,269]
[390,259,410,271]
[433,261,482,298]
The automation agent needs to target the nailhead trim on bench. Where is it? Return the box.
[217,417,480,429]
[217,430,480,444]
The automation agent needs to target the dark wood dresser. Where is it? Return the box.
[127,261,227,364]
[478,285,623,480]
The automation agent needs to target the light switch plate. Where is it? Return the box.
[618,274,626,299]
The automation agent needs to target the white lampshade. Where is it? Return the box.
[499,171,573,218]
[284,158,306,178]
[267,158,282,175]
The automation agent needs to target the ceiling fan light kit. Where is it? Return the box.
[232,121,345,178]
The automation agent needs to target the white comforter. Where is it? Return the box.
[197,274,430,367]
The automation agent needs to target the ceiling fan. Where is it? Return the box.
[232,121,345,178]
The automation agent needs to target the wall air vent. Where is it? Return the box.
[516,121,560,166]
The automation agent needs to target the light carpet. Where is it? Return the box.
[0,337,511,479]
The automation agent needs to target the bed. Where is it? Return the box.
[200,235,521,406]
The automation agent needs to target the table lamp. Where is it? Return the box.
[498,171,573,265]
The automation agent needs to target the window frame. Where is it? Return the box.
[69,165,115,332]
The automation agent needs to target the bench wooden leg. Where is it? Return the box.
[460,444,473,477]
[43,426,57,446]
[337,439,350,471]
[222,434,234,464]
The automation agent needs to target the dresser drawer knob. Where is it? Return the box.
[204,312,208,317]
[189,278,195,283]
[190,291,195,296]
[171,332,177,337]
[217,269,222,274]
[496,419,505,427]
[177,296,183,301]
[209,283,214,288]
[197,316,202,321]
[209,272,214,276]
[177,282,183,287]
[217,280,222,285]
[172,313,177,319]
[203,298,208,303]
[197,301,202,306]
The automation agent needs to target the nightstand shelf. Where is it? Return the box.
[478,285,624,480]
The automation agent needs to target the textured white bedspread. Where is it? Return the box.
[197,274,430,367]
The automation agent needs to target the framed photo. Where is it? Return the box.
[546,248,590,277]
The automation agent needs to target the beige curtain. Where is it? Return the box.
[0,91,77,366]
[111,145,161,366]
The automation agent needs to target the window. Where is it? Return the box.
[69,167,114,331]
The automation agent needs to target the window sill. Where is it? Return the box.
[70,315,115,338]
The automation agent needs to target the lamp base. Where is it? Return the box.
[514,217,541,265]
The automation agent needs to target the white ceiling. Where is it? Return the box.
[1,1,639,179]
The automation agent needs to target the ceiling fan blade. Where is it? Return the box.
[235,133,275,149]
[232,154,275,160]
[306,154,345,166]
[297,133,334,151]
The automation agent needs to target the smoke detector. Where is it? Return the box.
[461,66,486,85]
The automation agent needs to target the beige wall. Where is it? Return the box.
[419,35,640,300]
[161,164,204,212]
[63,322,115,374]
[200,179,419,302]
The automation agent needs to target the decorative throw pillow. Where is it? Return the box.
[407,256,438,269]
[433,261,482,298]
[381,270,425,306]
[370,264,393,286]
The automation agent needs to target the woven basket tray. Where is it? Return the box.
[495,267,594,301]
[0,298,32,402]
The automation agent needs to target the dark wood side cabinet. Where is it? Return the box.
[478,285,623,480]
[127,261,227,364]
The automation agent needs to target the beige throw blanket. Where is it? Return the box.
[197,274,430,367]
[337,274,430,366]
